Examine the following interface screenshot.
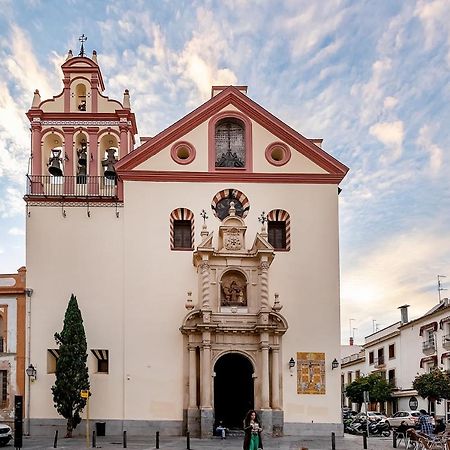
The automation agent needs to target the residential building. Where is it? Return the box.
[341,300,450,420]
[0,267,26,422]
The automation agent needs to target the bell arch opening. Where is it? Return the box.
[214,353,254,430]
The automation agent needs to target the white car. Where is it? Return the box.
[385,411,421,428]
[355,411,387,422]
[0,423,12,446]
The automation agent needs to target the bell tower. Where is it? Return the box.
[25,37,137,202]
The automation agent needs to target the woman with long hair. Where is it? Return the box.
[243,409,263,450]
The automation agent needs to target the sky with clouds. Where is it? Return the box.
[0,0,449,343]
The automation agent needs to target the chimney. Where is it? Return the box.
[349,337,354,346]
[398,304,410,324]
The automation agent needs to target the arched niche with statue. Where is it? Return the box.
[220,270,247,307]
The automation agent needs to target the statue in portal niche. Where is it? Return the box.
[221,273,247,306]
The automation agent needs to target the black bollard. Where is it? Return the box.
[53,430,58,448]
[123,430,127,448]
[363,432,367,449]
[92,430,96,448]
[393,430,397,448]
[156,430,160,449]
[186,430,190,450]
[331,431,336,450]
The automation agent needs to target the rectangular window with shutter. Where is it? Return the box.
[268,221,286,250]
[0,370,7,407]
[173,220,192,249]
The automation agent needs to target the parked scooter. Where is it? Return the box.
[368,420,391,437]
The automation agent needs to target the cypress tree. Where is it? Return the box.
[52,294,90,437]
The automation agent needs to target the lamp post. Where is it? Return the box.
[331,358,339,370]
[289,357,295,376]
[25,364,36,435]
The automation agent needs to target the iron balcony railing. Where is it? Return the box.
[26,175,118,198]
[443,334,450,346]
[0,337,4,353]
[374,356,385,368]
[422,338,436,351]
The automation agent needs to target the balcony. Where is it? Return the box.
[26,175,118,199]
[443,334,450,350]
[0,336,4,353]
[422,338,436,355]
[374,356,385,368]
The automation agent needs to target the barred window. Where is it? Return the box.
[170,209,194,250]
[215,119,245,168]
[173,220,192,249]
[268,221,286,249]
[0,370,7,407]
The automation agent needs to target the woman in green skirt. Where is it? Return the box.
[243,410,263,450]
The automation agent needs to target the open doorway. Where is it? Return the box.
[214,353,254,430]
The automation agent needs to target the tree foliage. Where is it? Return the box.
[345,373,393,406]
[413,368,450,402]
[52,294,90,437]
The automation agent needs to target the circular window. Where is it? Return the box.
[265,142,291,166]
[171,141,196,165]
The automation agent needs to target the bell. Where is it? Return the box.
[77,165,87,184]
[102,148,117,180]
[48,149,63,176]
[77,142,87,166]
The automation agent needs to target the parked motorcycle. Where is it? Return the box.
[368,420,391,437]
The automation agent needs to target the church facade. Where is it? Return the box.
[24,49,348,437]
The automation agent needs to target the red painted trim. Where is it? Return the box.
[211,85,247,97]
[208,110,252,172]
[117,170,344,184]
[170,141,196,165]
[61,57,105,91]
[31,124,42,175]
[265,142,291,166]
[116,87,348,177]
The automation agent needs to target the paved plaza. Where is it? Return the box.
[17,433,396,450]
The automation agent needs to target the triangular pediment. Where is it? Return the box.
[116,86,348,182]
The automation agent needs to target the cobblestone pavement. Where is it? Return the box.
[16,434,397,450]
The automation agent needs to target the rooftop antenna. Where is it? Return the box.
[438,275,447,303]
[78,34,87,57]
[349,318,354,340]
[352,327,357,339]
[372,319,377,333]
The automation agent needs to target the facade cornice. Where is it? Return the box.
[117,170,345,184]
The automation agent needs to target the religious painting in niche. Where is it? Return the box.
[296,352,326,395]
[220,270,247,306]
[215,118,245,168]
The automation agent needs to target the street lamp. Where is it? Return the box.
[289,357,295,376]
[26,364,37,381]
[25,364,37,436]
[331,358,339,370]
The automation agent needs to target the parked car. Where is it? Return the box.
[385,411,421,428]
[0,423,12,447]
[355,411,387,422]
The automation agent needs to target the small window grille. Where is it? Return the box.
[0,370,7,407]
[268,221,287,249]
[173,220,192,249]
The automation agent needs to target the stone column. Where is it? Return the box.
[62,127,74,195]
[200,261,210,308]
[260,340,270,409]
[200,331,213,437]
[188,345,197,408]
[31,122,42,176]
[119,123,129,159]
[187,343,200,436]
[271,347,280,409]
[87,127,99,194]
[259,260,270,310]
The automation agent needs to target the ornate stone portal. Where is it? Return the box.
[180,206,288,437]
